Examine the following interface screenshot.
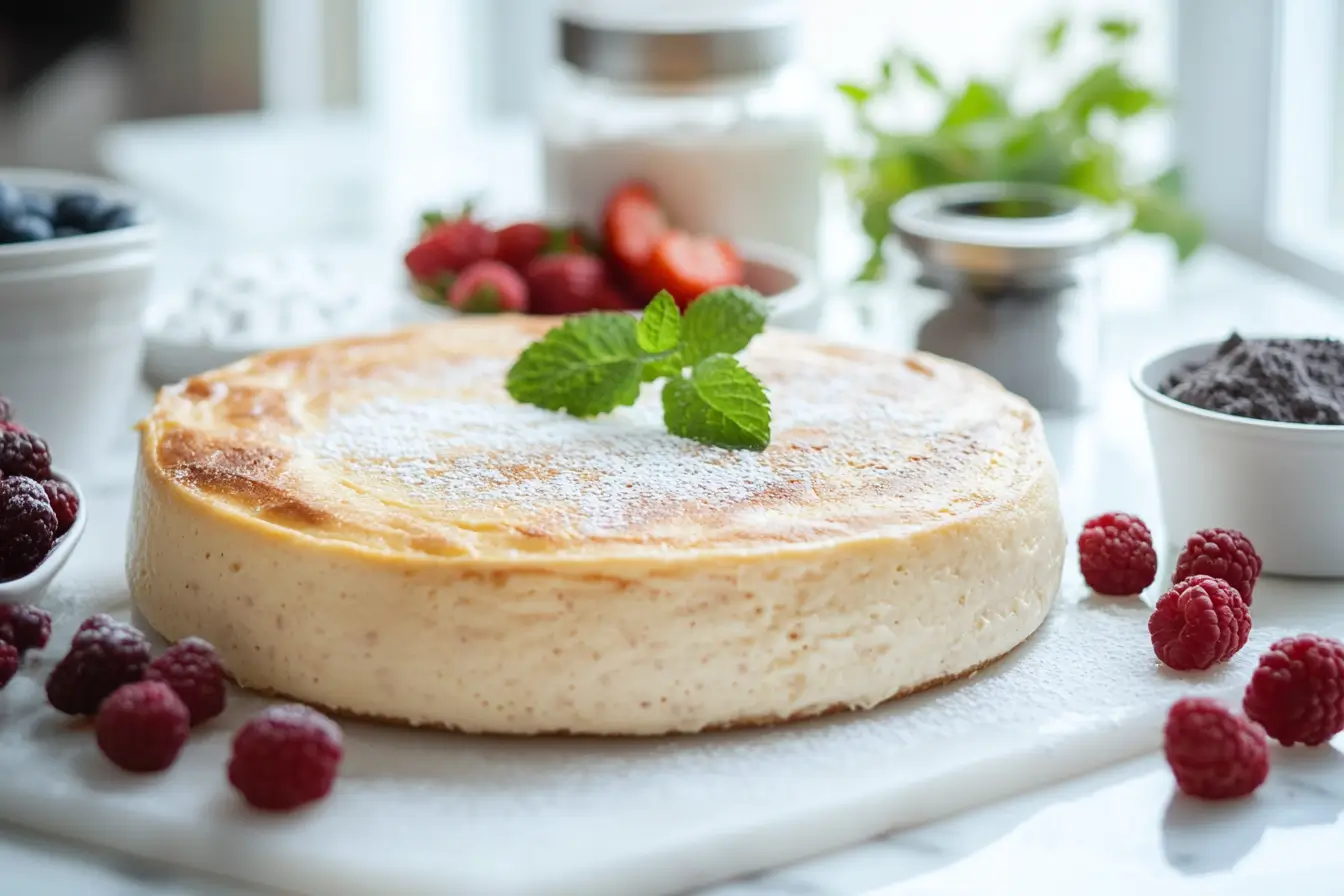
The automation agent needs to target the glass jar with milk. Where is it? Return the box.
[542,1,824,259]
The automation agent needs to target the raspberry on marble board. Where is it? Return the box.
[1243,634,1344,746]
[1149,575,1251,671]
[228,704,343,811]
[1077,511,1158,596]
[1164,697,1269,799]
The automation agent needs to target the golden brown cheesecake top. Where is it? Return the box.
[139,316,1049,560]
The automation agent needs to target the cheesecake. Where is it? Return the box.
[128,317,1065,735]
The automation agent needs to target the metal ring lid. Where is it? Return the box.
[890,182,1133,294]
[558,2,800,85]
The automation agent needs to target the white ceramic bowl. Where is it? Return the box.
[0,168,158,476]
[1132,338,1344,577]
[0,469,87,604]
[403,238,824,331]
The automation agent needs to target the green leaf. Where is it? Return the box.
[937,80,1010,132]
[1043,17,1069,55]
[837,82,872,105]
[911,57,941,89]
[1058,63,1157,125]
[505,314,645,417]
[680,287,769,365]
[1098,18,1139,42]
[637,291,682,353]
[1065,139,1123,202]
[1151,166,1184,197]
[1128,188,1205,261]
[663,356,772,451]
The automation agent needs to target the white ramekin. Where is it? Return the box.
[0,168,158,476]
[1131,338,1344,577]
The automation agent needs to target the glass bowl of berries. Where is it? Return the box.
[0,418,85,607]
[0,168,157,476]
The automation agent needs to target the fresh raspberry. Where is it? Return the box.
[0,395,11,422]
[1163,697,1268,799]
[0,427,52,480]
[40,479,79,536]
[1149,574,1252,670]
[1172,528,1262,605]
[146,636,227,726]
[228,705,343,811]
[0,603,52,655]
[1243,634,1344,746]
[95,681,191,772]
[0,642,17,688]
[0,476,57,580]
[46,615,151,715]
[447,260,529,314]
[1077,511,1158,596]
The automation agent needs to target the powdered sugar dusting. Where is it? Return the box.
[307,353,1002,537]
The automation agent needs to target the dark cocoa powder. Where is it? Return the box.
[1159,332,1344,424]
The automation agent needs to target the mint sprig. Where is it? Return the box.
[505,288,772,450]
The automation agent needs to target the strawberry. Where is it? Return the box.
[448,261,528,314]
[526,254,609,316]
[602,181,669,274]
[496,222,583,273]
[642,231,744,309]
[403,215,497,287]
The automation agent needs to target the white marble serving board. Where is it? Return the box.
[2,483,1344,896]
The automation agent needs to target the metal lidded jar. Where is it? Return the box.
[891,182,1132,414]
[542,0,824,258]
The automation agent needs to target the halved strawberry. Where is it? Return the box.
[602,181,669,274]
[642,231,744,309]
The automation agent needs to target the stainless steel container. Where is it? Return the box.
[891,182,1131,414]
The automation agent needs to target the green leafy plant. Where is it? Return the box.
[834,14,1204,281]
[506,288,772,450]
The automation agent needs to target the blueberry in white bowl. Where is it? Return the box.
[0,179,139,245]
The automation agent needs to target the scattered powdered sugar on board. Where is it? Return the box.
[308,353,984,536]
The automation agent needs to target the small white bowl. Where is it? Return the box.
[0,469,87,604]
[402,238,824,331]
[1131,339,1344,577]
[0,168,158,477]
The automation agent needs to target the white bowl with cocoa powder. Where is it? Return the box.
[1132,335,1344,577]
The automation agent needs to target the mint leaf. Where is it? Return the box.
[680,287,769,365]
[637,290,681,353]
[506,315,644,417]
[663,355,771,451]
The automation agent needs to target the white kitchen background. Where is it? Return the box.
[2,0,1340,292]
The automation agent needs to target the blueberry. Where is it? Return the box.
[53,192,108,230]
[0,214,55,243]
[53,225,83,239]
[22,192,54,220]
[0,182,23,220]
[94,202,137,231]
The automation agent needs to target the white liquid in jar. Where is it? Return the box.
[543,125,824,258]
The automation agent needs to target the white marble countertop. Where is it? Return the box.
[5,117,1344,894]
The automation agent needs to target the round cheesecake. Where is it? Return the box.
[128,317,1065,735]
